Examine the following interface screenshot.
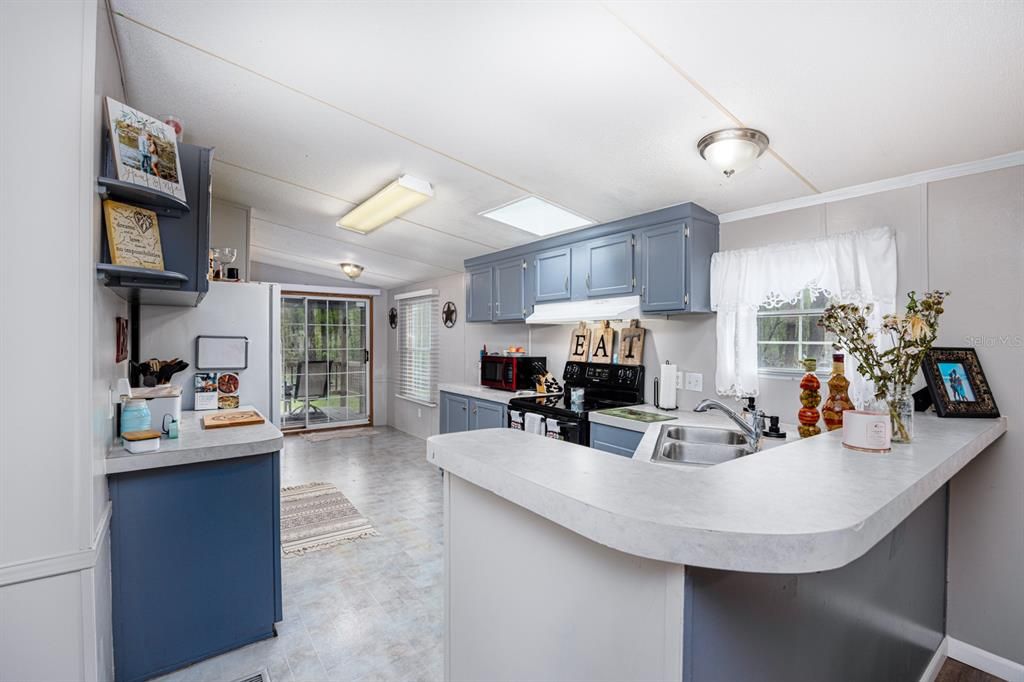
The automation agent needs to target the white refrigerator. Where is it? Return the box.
[139,281,282,424]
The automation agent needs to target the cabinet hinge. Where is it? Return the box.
[684,226,690,238]
[522,260,527,270]
[632,276,636,288]
[684,293,690,305]
[630,236,635,247]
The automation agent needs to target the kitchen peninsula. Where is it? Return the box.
[106,408,284,682]
[427,414,1007,682]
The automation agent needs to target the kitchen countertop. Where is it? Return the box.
[426,414,1007,573]
[438,382,546,405]
[106,407,284,475]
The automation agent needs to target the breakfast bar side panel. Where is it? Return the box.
[445,473,685,682]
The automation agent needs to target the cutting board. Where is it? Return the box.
[203,410,265,429]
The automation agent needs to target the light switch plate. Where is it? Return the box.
[685,372,703,392]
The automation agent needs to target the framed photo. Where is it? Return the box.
[105,97,186,201]
[104,199,164,270]
[115,317,129,362]
[922,347,999,418]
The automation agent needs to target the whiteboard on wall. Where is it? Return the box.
[196,335,249,369]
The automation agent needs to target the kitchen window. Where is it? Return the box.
[396,289,439,406]
[757,289,837,374]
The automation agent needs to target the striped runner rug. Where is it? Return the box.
[280,482,378,556]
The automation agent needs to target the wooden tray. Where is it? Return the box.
[203,410,265,429]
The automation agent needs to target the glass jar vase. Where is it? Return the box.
[888,385,914,443]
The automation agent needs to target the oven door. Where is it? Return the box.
[509,409,585,445]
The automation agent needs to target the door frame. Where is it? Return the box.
[281,290,374,432]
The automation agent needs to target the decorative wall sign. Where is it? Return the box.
[618,320,646,366]
[105,97,186,201]
[590,320,613,364]
[388,307,398,329]
[104,199,164,270]
[442,301,457,328]
[115,317,129,362]
[568,322,592,362]
[922,347,999,418]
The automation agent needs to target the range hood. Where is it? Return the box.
[526,295,656,325]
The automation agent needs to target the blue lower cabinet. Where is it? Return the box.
[440,392,508,433]
[109,453,282,682]
[471,399,507,430]
[589,422,644,457]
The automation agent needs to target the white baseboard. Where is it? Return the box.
[919,636,948,682]
[948,636,1024,682]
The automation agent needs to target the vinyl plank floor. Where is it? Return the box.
[936,658,1007,682]
[154,427,443,682]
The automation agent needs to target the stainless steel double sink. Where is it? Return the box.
[651,424,755,467]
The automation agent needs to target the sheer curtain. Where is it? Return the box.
[710,226,898,402]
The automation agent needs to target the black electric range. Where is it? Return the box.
[507,361,645,444]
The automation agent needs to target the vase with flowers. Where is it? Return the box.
[818,291,949,443]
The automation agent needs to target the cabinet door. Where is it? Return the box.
[470,399,507,430]
[641,223,687,312]
[441,393,470,433]
[466,267,494,322]
[533,247,571,302]
[589,422,644,457]
[494,258,526,321]
[582,233,634,297]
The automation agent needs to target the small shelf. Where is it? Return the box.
[96,263,204,307]
[97,176,190,217]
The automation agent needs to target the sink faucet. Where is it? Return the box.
[693,398,765,449]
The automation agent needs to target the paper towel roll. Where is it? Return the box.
[658,362,678,410]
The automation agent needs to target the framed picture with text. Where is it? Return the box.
[921,347,999,418]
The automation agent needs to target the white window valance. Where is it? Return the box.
[710,226,898,398]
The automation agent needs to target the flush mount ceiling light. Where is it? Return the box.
[480,196,593,236]
[339,262,364,280]
[697,128,770,178]
[337,174,434,234]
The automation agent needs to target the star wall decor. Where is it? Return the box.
[442,301,457,328]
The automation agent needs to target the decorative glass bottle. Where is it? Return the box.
[798,358,822,438]
[822,353,854,431]
[888,384,914,443]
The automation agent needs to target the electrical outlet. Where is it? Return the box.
[685,372,703,392]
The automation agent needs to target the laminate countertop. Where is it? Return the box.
[438,383,545,405]
[426,414,1006,573]
[106,407,284,475]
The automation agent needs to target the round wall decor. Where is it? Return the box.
[442,301,458,328]
[388,307,398,329]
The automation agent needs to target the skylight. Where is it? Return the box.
[480,196,593,236]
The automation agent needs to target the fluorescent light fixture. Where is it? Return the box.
[480,196,593,236]
[337,174,433,234]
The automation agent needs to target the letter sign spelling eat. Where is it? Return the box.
[568,321,591,362]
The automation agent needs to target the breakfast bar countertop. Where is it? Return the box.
[427,414,1007,573]
[438,382,545,405]
[106,406,284,475]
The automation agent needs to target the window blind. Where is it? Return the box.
[397,292,439,405]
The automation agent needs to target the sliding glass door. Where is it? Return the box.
[281,294,371,430]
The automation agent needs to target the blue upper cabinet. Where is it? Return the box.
[578,232,634,298]
[533,247,571,303]
[494,258,527,322]
[641,222,687,312]
[463,203,718,321]
[466,267,494,322]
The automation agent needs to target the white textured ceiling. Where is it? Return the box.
[110,1,1024,288]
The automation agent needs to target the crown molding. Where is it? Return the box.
[719,151,1024,224]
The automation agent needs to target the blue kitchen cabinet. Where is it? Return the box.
[576,232,635,298]
[441,392,471,433]
[109,453,282,682]
[641,222,687,312]
[533,247,572,303]
[471,398,507,430]
[494,257,527,322]
[466,267,494,322]
[590,422,644,457]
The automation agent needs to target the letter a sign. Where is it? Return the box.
[590,320,613,364]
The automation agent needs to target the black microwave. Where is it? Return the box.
[480,356,547,392]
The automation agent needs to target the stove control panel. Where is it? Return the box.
[563,362,643,390]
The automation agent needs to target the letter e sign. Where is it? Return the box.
[568,322,591,362]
